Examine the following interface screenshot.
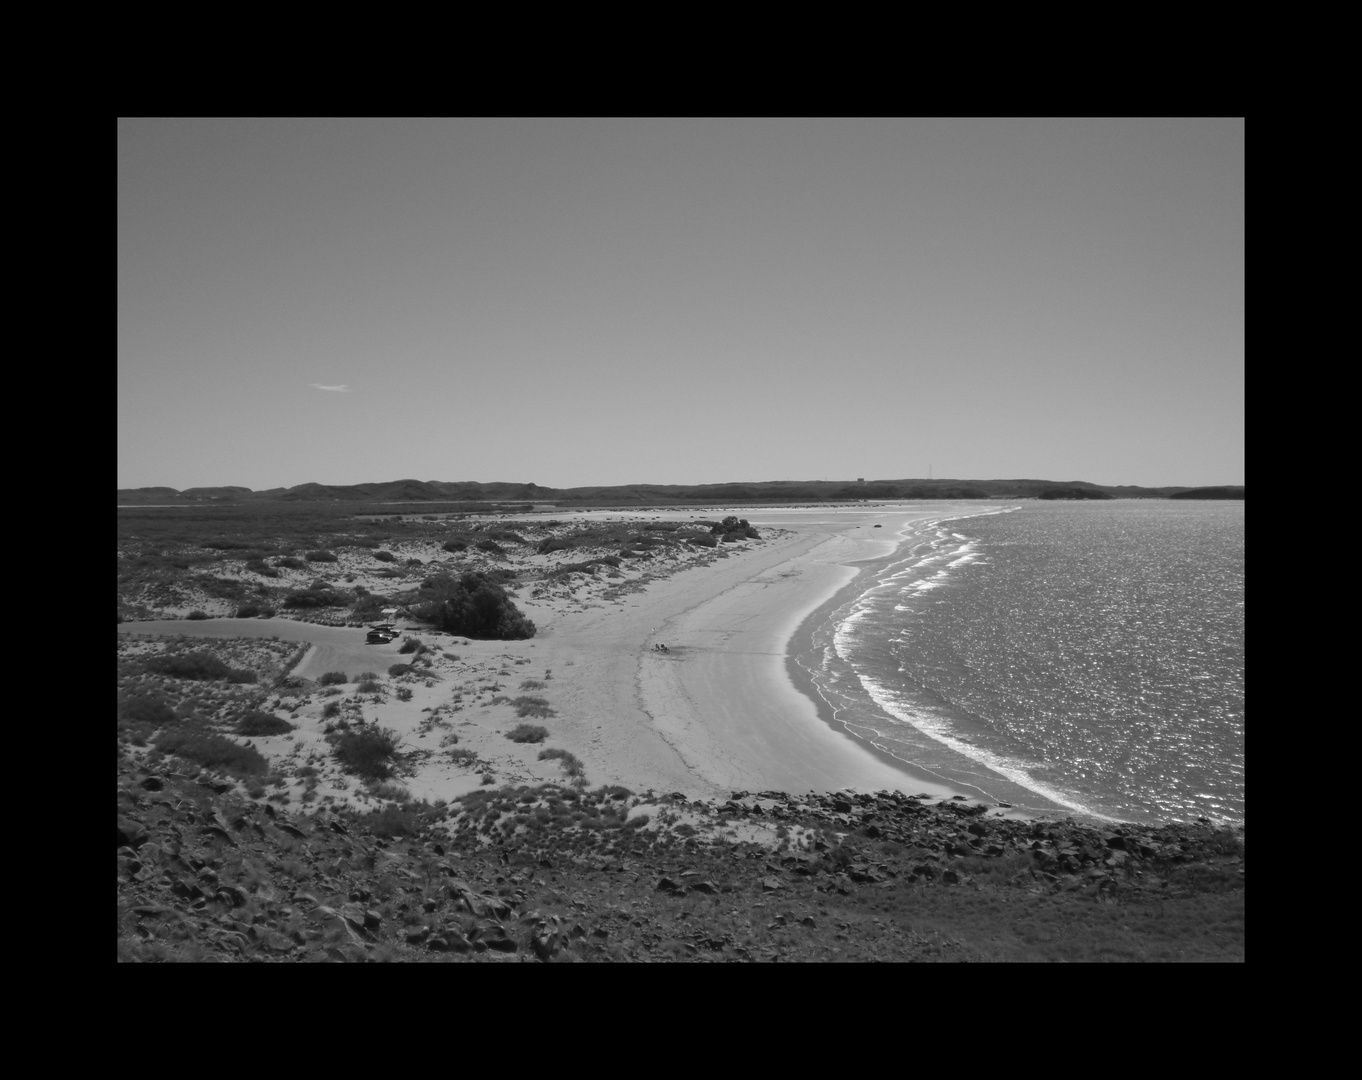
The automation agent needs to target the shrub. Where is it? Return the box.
[332,725,402,781]
[185,610,210,620]
[512,696,555,718]
[536,536,575,555]
[441,540,468,553]
[367,804,419,838]
[449,748,479,765]
[688,534,718,548]
[244,559,279,578]
[275,557,305,570]
[388,663,413,678]
[372,551,396,562]
[475,539,504,555]
[398,637,422,655]
[322,701,341,718]
[396,688,413,702]
[118,693,177,743]
[318,671,349,686]
[411,572,536,640]
[538,747,584,777]
[145,652,256,683]
[153,731,267,777]
[306,550,339,563]
[357,679,382,693]
[237,711,294,736]
[506,724,549,743]
[282,588,340,609]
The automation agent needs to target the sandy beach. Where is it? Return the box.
[118,506,982,809]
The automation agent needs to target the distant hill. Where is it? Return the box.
[1168,487,1245,500]
[1037,487,1115,500]
[118,477,1241,506]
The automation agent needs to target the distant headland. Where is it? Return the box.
[117,478,1244,507]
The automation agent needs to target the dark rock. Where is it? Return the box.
[118,818,149,849]
[140,776,165,791]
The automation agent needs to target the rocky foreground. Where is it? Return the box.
[118,761,1245,962]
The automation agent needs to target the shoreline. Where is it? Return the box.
[636,508,997,804]
[118,505,1073,818]
[780,515,1079,821]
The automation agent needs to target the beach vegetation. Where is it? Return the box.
[332,724,403,781]
[145,651,257,683]
[538,747,584,778]
[282,588,341,609]
[236,711,294,736]
[318,671,349,686]
[153,730,268,777]
[506,724,550,743]
[305,550,339,562]
[411,571,536,639]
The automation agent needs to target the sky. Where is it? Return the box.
[118,118,1244,491]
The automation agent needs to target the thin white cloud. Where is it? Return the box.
[310,383,352,393]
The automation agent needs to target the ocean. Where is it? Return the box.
[793,501,1244,826]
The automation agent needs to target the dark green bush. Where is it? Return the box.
[317,671,349,686]
[538,747,584,777]
[688,534,718,548]
[367,804,420,839]
[441,540,468,553]
[506,724,549,743]
[475,539,505,555]
[357,679,382,693]
[118,693,177,743]
[282,588,340,609]
[412,572,536,640]
[537,536,575,554]
[236,711,294,736]
[276,557,305,570]
[306,550,338,563]
[388,663,413,677]
[332,725,402,780]
[153,730,267,777]
[513,696,555,718]
[373,551,396,562]
[145,652,256,683]
[186,610,210,620]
